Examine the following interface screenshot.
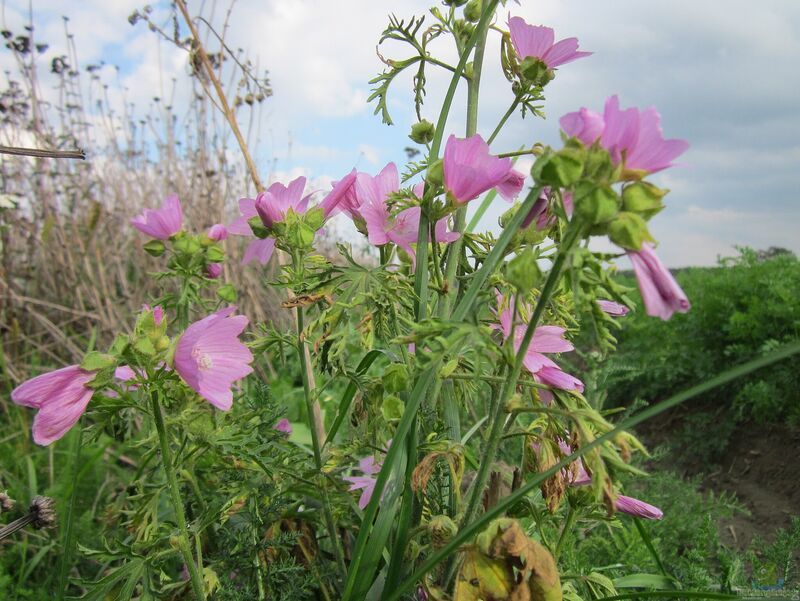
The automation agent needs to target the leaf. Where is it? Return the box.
[325,349,384,446]
[454,549,515,600]
[585,572,617,598]
[454,518,562,601]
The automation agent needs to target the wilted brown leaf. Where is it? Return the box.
[454,518,562,601]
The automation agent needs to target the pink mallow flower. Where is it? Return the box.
[173,307,253,411]
[11,365,96,445]
[343,456,381,510]
[207,224,228,241]
[319,169,358,218]
[523,189,574,230]
[131,194,183,239]
[356,163,459,267]
[275,418,292,435]
[596,299,629,316]
[228,198,276,265]
[443,135,524,204]
[494,294,583,397]
[560,95,689,175]
[255,176,313,228]
[555,439,663,519]
[628,242,690,320]
[508,16,592,69]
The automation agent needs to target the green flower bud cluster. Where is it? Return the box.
[532,139,672,250]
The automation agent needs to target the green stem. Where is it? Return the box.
[432,9,492,513]
[252,500,267,601]
[150,392,206,601]
[554,503,577,559]
[459,221,583,530]
[487,97,521,145]
[497,148,538,158]
[56,427,82,601]
[296,303,347,580]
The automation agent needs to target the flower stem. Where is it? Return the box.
[150,391,206,601]
[487,97,520,145]
[459,221,583,529]
[554,503,577,559]
[432,3,493,514]
[296,302,347,580]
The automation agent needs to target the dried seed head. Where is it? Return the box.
[0,492,14,513]
[29,496,57,530]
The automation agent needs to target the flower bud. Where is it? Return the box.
[409,119,435,145]
[206,263,223,279]
[621,182,668,220]
[533,147,585,187]
[155,335,171,352]
[143,239,166,257]
[428,515,458,548]
[207,223,228,241]
[426,159,444,188]
[80,351,116,372]
[464,0,482,22]
[172,235,201,255]
[573,183,620,224]
[608,211,654,250]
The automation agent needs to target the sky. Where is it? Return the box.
[2,0,799,266]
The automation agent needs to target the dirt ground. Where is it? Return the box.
[697,423,800,550]
[639,416,800,552]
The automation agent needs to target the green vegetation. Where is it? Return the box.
[606,249,800,461]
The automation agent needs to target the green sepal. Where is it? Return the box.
[143,240,166,257]
[247,215,270,239]
[621,181,668,220]
[133,336,156,356]
[573,182,620,224]
[172,235,201,255]
[608,212,654,250]
[205,244,225,263]
[583,146,616,181]
[109,334,130,356]
[304,207,325,231]
[533,146,585,187]
[86,367,115,391]
[81,351,116,372]
[217,284,238,303]
[439,358,459,379]
[383,363,409,394]
[520,57,554,86]
[426,159,444,188]
[381,395,405,423]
